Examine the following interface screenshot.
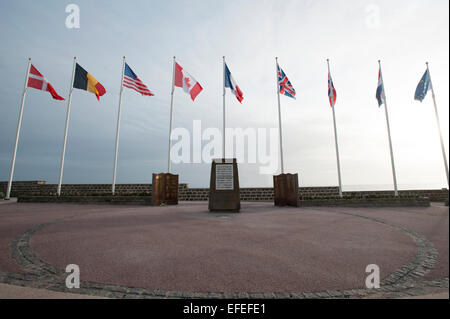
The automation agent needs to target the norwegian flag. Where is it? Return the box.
[277,63,296,99]
[328,71,337,107]
[27,65,64,100]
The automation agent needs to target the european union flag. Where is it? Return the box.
[414,69,431,102]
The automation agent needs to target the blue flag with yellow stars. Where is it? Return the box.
[414,69,431,102]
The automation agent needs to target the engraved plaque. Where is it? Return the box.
[209,159,240,212]
[216,164,234,190]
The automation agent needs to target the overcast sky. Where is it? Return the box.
[0,0,448,190]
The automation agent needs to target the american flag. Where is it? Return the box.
[123,63,154,96]
[277,63,296,99]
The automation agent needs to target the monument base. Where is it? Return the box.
[152,173,179,206]
[273,173,299,207]
[209,159,240,212]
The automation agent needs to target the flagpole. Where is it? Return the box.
[57,57,77,196]
[222,56,226,159]
[5,58,32,200]
[378,60,399,196]
[427,62,449,188]
[112,56,126,195]
[327,59,343,197]
[167,56,176,173]
[275,57,285,174]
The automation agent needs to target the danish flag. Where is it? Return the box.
[27,65,65,100]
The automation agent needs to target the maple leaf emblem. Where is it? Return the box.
[184,77,191,88]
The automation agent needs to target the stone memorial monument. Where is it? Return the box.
[208,159,240,212]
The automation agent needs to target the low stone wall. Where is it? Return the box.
[17,195,430,208]
[343,190,449,202]
[18,196,151,205]
[298,197,430,208]
[1,181,340,199]
[2,181,448,202]
[0,181,180,196]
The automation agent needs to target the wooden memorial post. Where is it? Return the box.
[273,58,300,207]
[209,159,240,212]
[152,173,179,206]
[273,173,299,207]
[152,57,181,207]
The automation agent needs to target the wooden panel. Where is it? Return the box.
[274,173,299,207]
[152,173,179,206]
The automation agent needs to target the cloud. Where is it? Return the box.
[0,0,448,189]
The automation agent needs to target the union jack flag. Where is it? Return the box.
[123,63,154,96]
[277,63,296,99]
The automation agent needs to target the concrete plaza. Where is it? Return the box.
[0,201,448,299]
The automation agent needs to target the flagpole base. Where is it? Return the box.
[152,173,179,206]
[208,159,240,212]
[273,173,299,207]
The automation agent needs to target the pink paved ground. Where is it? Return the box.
[0,202,448,293]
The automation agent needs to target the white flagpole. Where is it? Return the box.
[275,57,285,174]
[378,60,399,196]
[223,56,226,159]
[167,56,176,173]
[427,62,449,188]
[5,58,32,200]
[57,57,77,196]
[112,56,126,195]
[327,59,343,197]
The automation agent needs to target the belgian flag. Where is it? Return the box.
[73,63,106,100]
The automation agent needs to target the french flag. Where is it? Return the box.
[224,63,244,103]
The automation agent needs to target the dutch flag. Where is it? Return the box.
[376,67,386,107]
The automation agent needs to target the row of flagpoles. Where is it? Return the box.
[4,57,449,199]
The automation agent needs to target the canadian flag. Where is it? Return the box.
[174,62,203,101]
[27,65,65,100]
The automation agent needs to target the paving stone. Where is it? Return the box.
[289,292,305,299]
[274,292,291,299]
[303,292,319,299]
